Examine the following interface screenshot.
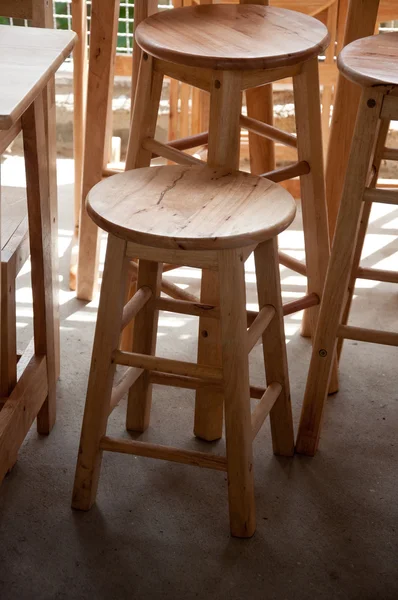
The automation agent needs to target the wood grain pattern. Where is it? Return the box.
[0,25,76,129]
[338,31,398,87]
[87,165,296,250]
[135,5,329,71]
[72,235,129,510]
[296,87,385,456]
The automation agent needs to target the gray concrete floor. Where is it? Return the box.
[0,158,397,599]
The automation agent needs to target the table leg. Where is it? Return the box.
[22,93,58,433]
[325,0,380,239]
[70,0,88,291]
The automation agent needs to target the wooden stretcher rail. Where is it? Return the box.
[382,147,398,161]
[251,382,282,441]
[109,366,143,413]
[100,436,228,471]
[142,138,205,166]
[156,297,220,319]
[261,161,310,183]
[240,114,297,148]
[121,285,152,330]
[167,132,209,151]
[278,251,307,276]
[357,267,398,284]
[337,325,398,347]
[247,305,276,353]
[112,349,223,381]
[363,187,398,205]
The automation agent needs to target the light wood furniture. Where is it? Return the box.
[172,0,339,160]
[296,32,398,456]
[325,0,398,237]
[76,0,158,301]
[75,0,328,302]
[0,24,76,482]
[72,163,296,538]
[125,3,334,442]
[0,0,58,397]
[69,0,88,290]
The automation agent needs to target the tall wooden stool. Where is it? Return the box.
[72,164,296,537]
[126,3,333,442]
[296,32,398,456]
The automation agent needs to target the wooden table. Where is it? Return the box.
[0,24,76,483]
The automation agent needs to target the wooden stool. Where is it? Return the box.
[0,25,76,483]
[126,3,334,442]
[296,32,398,456]
[72,164,296,537]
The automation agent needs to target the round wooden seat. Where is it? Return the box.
[87,165,296,250]
[135,5,329,71]
[338,32,398,87]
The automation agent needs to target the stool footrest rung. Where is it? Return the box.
[100,436,227,471]
[382,147,398,161]
[129,260,201,301]
[156,297,220,319]
[363,187,398,205]
[150,372,265,401]
[240,114,297,149]
[150,371,222,391]
[121,286,152,330]
[112,350,223,382]
[283,292,319,316]
[278,251,307,276]
[247,305,276,352]
[110,367,144,413]
[261,161,310,184]
[167,132,209,152]
[337,325,398,347]
[246,293,319,326]
[357,266,398,284]
[251,382,282,441]
[142,138,205,166]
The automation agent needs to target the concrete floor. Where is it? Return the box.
[0,158,397,599]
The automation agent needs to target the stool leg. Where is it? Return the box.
[121,55,163,353]
[194,70,242,441]
[72,235,128,510]
[296,88,384,456]
[254,239,294,456]
[218,248,255,538]
[126,260,162,432]
[293,56,339,394]
[125,53,164,170]
[337,119,390,360]
[246,85,275,174]
[22,94,58,434]
[293,57,330,340]
[76,0,120,301]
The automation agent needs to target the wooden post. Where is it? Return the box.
[296,88,384,456]
[72,235,128,509]
[194,70,242,441]
[126,260,162,432]
[218,248,255,538]
[22,94,58,434]
[325,0,380,238]
[76,0,120,301]
[254,238,294,456]
[70,0,88,291]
